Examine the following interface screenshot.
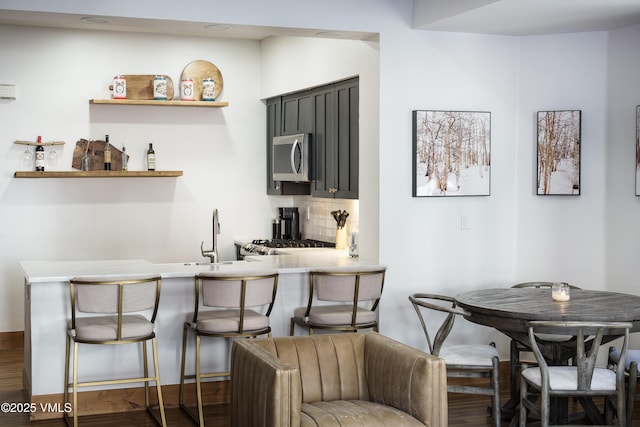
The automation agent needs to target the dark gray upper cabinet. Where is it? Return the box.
[266,96,310,195]
[266,97,281,195]
[282,91,313,134]
[312,78,359,199]
[265,77,359,199]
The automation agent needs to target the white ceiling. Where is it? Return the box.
[1,1,640,39]
[413,0,640,36]
[0,9,377,41]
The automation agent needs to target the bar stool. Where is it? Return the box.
[289,266,386,335]
[179,270,279,426]
[64,275,166,427]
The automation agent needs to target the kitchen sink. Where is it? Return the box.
[183,261,235,266]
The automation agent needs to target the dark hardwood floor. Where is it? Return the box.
[2,345,639,426]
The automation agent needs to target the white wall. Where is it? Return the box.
[515,32,609,288]
[606,24,640,296]
[378,27,521,349]
[0,26,273,331]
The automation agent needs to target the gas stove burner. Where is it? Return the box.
[237,239,336,260]
[251,239,336,249]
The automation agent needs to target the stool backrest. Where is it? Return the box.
[312,266,386,305]
[527,320,631,390]
[193,270,279,322]
[409,293,465,356]
[69,275,163,337]
[512,281,581,289]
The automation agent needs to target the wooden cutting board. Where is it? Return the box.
[180,60,223,101]
[72,139,126,171]
[108,74,174,100]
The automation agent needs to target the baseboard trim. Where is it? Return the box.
[0,330,24,350]
[30,380,229,421]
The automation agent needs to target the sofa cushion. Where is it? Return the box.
[301,400,426,426]
[253,333,369,403]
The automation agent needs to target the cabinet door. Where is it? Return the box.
[311,78,359,199]
[282,91,313,135]
[267,95,311,195]
[266,97,282,195]
[311,88,335,198]
[333,79,359,199]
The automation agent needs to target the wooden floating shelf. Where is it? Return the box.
[89,99,228,107]
[14,171,183,178]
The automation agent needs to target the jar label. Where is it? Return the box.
[181,80,194,101]
[154,78,167,100]
[113,76,126,99]
[202,79,216,101]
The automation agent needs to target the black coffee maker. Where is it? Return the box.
[278,207,300,240]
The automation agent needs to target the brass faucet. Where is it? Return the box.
[201,208,220,263]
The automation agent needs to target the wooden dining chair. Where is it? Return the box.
[607,346,640,426]
[520,320,631,427]
[509,282,582,402]
[409,293,501,427]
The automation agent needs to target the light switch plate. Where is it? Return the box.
[461,214,470,230]
[0,84,16,99]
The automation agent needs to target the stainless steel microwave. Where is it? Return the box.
[272,133,311,182]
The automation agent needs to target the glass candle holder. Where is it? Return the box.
[551,282,570,302]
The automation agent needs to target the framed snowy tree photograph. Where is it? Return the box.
[536,110,581,195]
[635,105,640,196]
[412,110,491,197]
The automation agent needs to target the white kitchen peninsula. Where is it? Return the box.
[20,250,377,410]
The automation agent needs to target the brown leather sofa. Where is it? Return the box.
[230,332,448,426]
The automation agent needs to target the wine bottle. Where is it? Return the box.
[104,135,111,171]
[121,145,128,171]
[147,143,156,171]
[35,135,45,171]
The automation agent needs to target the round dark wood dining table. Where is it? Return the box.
[456,288,640,353]
[455,287,640,425]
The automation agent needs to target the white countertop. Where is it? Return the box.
[20,249,376,284]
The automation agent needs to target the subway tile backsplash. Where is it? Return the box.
[269,196,359,244]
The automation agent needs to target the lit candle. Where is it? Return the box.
[551,282,570,302]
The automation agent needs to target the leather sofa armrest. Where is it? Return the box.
[231,339,301,427]
[364,333,448,427]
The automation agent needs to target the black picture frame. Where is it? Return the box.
[536,110,581,196]
[412,110,491,197]
[636,106,640,196]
